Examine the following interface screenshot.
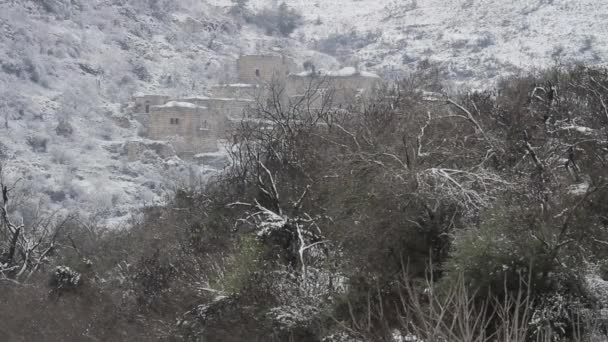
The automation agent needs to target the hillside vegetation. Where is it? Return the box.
[2,65,608,341]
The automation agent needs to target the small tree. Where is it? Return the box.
[248,3,302,36]
[277,2,302,36]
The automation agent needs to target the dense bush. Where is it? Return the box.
[26,134,48,152]
[55,118,73,137]
[316,30,381,56]
[247,2,303,36]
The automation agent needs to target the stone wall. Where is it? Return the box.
[286,69,381,108]
[132,94,170,114]
[237,55,296,84]
[209,83,263,100]
[180,97,255,131]
[148,102,219,154]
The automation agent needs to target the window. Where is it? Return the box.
[170,118,180,125]
[145,102,150,113]
[255,69,260,77]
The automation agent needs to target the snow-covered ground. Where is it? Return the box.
[212,0,608,86]
[0,1,245,227]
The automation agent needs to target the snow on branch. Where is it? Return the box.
[417,167,510,210]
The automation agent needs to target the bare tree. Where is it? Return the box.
[0,164,73,284]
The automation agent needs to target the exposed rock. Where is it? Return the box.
[77,62,102,76]
[103,143,123,155]
[112,115,131,129]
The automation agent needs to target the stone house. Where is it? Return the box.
[180,96,254,118]
[133,95,254,156]
[128,55,383,160]
[148,101,219,155]
[132,94,170,114]
[237,54,297,84]
[286,67,381,109]
[131,94,171,128]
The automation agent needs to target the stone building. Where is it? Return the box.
[237,54,297,84]
[208,83,262,100]
[127,54,383,160]
[286,67,381,108]
[132,94,170,114]
[179,96,255,121]
[131,94,170,128]
[148,101,219,155]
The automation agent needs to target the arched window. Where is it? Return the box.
[145,101,150,113]
[255,69,260,77]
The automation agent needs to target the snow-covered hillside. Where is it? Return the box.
[1,0,607,227]
[219,0,608,85]
[0,0,257,227]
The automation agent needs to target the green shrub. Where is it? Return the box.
[216,235,266,294]
[442,206,564,298]
[441,204,595,340]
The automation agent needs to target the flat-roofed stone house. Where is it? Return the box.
[148,101,219,155]
[286,67,381,108]
[132,94,170,114]
[179,96,255,120]
[131,94,171,128]
[237,54,297,84]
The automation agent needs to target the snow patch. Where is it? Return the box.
[154,101,206,109]
[180,96,255,102]
[568,182,589,196]
[216,83,260,88]
[294,67,380,78]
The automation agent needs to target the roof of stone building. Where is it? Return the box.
[180,96,255,102]
[152,101,207,109]
[292,67,380,79]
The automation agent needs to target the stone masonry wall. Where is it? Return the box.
[237,55,293,84]
[148,103,218,154]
